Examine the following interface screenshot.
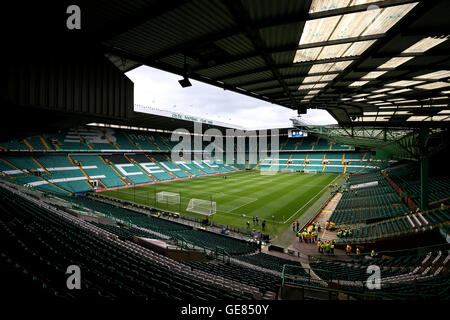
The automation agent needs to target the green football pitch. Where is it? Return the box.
[100,170,339,236]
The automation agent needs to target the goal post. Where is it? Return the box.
[303,169,318,174]
[186,198,216,216]
[156,191,181,205]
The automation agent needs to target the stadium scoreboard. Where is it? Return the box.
[288,129,308,138]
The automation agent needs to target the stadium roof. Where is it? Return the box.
[93,0,450,127]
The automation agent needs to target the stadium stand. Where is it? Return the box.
[387,165,450,207]
[0,183,254,300]
[2,0,450,304]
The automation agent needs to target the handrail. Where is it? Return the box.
[281,262,449,300]
[309,242,450,259]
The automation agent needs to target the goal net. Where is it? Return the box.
[186,198,216,215]
[156,191,181,205]
[303,169,318,174]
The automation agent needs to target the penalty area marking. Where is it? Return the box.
[212,192,259,213]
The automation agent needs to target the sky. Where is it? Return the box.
[126,66,337,130]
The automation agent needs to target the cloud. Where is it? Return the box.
[126,66,337,130]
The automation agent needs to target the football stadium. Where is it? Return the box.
[1,0,449,306]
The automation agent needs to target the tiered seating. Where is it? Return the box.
[159,161,190,178]
[303,153,325,172]
[175,161,205,176]
[315,138,330,151]
[47,131,90,151]
[25,136,47,150]
[76,127,117,151]
[340,207,449,243]
[345,152,366,161]
[380,275,450,298]
[125,131,158,150]
[281,138,299,150]
[33,155,91,193]
[127,154,173,181]
[393,176,450,206]
[148,133,170,151]
[311,260,376,282]
[2,156,38,171]
[388,165,450,206]
[235,253,308,275]
[70,155,125,188]
[190,160,215,174]
[0,139,29,151]
[158,133,177,150]
[308,249,449,299]
[0,155,92,193]
[326,153,344,161]
[89,222,164,240]
[295,137,315,151]
[348,171,384,185]
[331,172,408,225]
[0,186,247,300]
[169,229,255,255]
[60,195,254,255]
[331,203,408,225]
[103,155,153,185]
[323,165,344,173]
[0,159,49,190]
[203,160,227,173]
[310,250,442,282]
[183,261,280,293]
[114,130,138,150]
[256,151,373,173]
[1,126,387,192]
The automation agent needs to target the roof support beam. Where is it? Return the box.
[220,0,297,107]
[138,0,415,64]
[98,0,189,41]
[216,56,358,82]
[311,0,437,105]
[238,72,339,88]
[102,45,275,105]
[193,34,385,73]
